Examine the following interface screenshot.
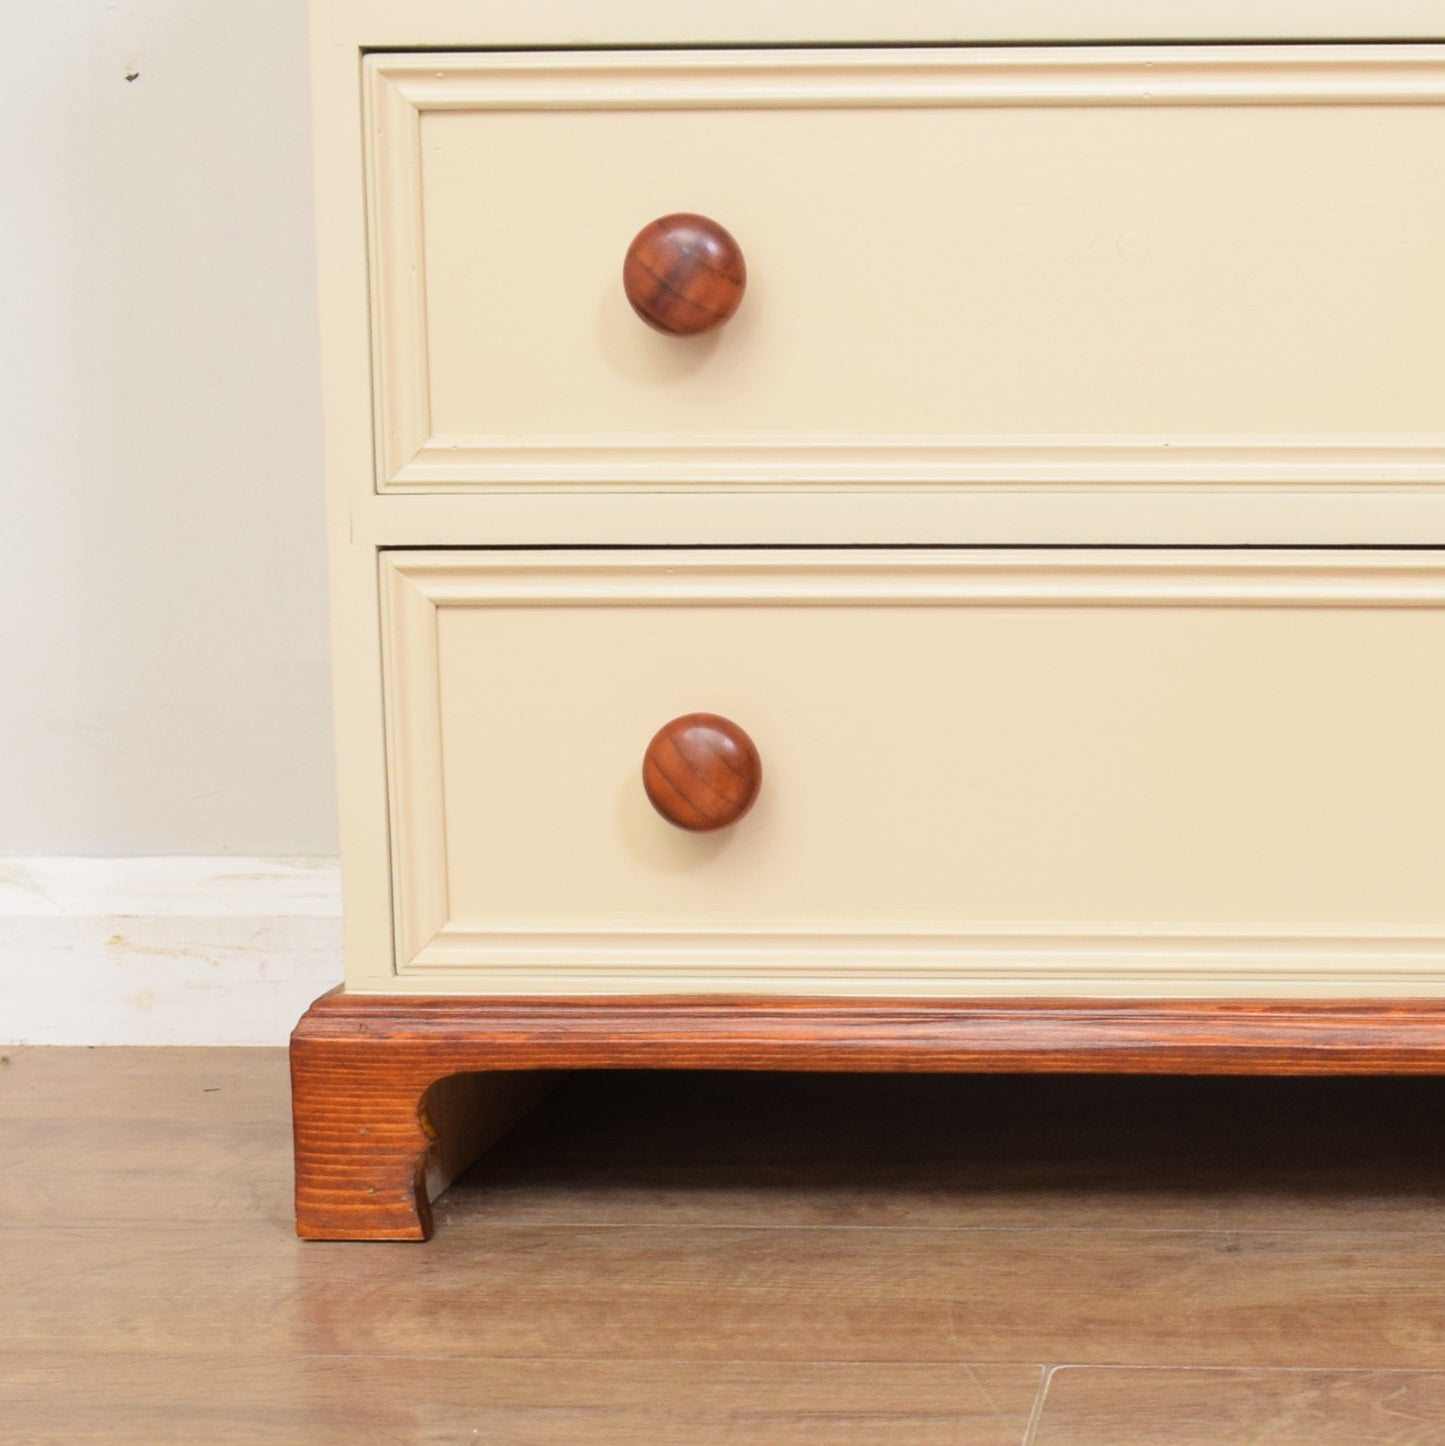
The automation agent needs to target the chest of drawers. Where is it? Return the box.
[292,0,1445,1239]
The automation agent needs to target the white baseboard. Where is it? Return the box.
[0,857,342,1045]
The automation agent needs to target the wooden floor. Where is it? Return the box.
[3,1050,1445,1443]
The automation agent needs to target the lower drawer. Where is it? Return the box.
[378,549,1445,997]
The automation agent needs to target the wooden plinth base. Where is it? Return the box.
[290,989,1445,1241]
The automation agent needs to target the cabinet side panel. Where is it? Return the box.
[312,4,395,987]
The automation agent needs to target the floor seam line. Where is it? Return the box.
[1022,1364,1057,1446]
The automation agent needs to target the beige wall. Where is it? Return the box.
[0,0,334,853]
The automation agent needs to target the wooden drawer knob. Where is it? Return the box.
[643,713,762,831]
[623,214,746,336]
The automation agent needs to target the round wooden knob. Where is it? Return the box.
[623,214,746,336]
[643,713,762,831]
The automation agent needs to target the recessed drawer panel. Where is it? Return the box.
[379,549,1445,997]
[366,47,1445,491]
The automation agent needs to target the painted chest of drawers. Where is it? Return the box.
[292,0,1445,1239]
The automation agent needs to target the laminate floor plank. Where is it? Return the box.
[4,1220,1444,1367]
[0,1048,294,1227]
[6,1048,1445,1445]
[1031,1366,1445,1445]
[0,1119,295,1228]
[0,1047,287,1122]
[0,1354,1043,1446]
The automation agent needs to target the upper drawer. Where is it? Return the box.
[365,47,1445,492]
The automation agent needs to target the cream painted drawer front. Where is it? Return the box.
[378,549,1445,997]
[366,46,1445,492]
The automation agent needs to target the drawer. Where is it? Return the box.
[379,548,1445,997]
[365,46,1445,491]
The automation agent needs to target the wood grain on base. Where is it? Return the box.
[290,990,1445,1239]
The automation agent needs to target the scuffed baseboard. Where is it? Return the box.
[0,857,342,1045]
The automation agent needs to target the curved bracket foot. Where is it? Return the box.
[290,990,554,1240]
